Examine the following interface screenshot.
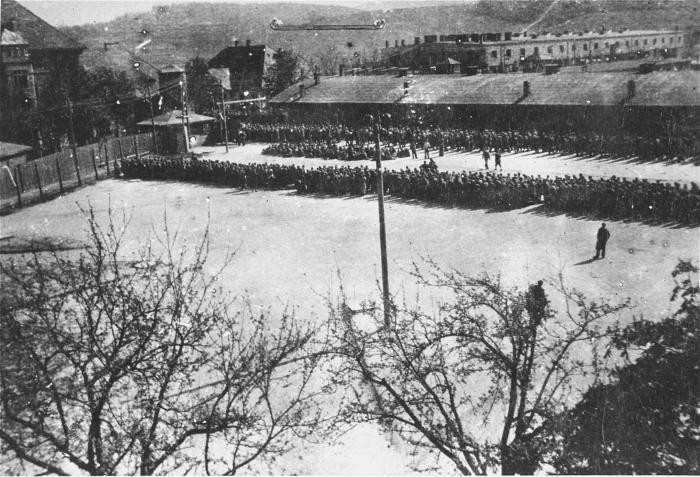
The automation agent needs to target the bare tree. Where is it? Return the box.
[327,259,628,475]
[0,205,325,475]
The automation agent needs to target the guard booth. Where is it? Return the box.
[137,109,216,154]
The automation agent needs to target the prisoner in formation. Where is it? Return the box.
[241,121,699,162]
[262,142,409,161]
[120,156,700,225]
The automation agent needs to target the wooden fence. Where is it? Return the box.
[0,134,154,213]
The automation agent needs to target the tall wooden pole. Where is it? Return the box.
[146,83,158,155]
[374,117,391,328]
[221,82,229,153]
[180,76,190,153]
[66,99,81,186]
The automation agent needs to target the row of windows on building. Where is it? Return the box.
[1,46,29,58]
[489,35,683,59]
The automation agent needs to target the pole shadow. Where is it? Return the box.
[573,257,600,266]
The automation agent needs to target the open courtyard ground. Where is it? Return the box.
[1,175,697,473]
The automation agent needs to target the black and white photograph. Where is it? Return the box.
[0,0,698,474]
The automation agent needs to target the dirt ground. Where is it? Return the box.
[1,175,697,474]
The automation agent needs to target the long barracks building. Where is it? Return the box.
[383,29,686,72]
[269,71,700,138]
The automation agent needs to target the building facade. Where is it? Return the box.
[383,29,685,73]
[0,29,37,112]
[0,0,84,121]
[207,40,276,98]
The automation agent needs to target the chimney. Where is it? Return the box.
[234,39,239,47]
[299,84,304,97]
[401,39,405,46]
[246,39,251,47]
[627,79,635,99]
[415,37,420,45]
[523,81,531,97]
[385,40,389,48]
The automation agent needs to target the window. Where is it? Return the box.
[653,38,657,45]
[583,43,588,51]
[572,44,577,51]
[534,46,539,55]
[491,50,498,58]
[520,48,526,56]
[505,49,512,57]
[625,40,629,46]
[559,44,565,53]
[678,36,682,43]
[643,39,647,45]
[661,37,665,44]
[12,72,28,89]
[604,42,609,48]
[594,42,599,49]
[670,37,674,44]
[635,39,639,46]
[547,45,553,54]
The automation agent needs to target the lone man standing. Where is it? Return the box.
[594,223,611,259]
[481,148,490,169]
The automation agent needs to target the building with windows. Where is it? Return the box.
[383,29,685,73]
[0,28,36,111]
[0,0,84,119]
[207,40,276,98]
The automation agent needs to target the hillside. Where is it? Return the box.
[63,0,699,77]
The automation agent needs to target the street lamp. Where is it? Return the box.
[365,112,392,328]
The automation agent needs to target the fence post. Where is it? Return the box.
[118,137,125,161]
[14,166,22,208]
[134,135,139,160]
[55,154,64,193]
[104,142,110,175]
[34,162,44,200]
[17,165,24,193]
[91,148,99,180]
[72,149,82,186]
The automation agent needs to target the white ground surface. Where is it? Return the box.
[195,143,700,185]
[1,153,698,473]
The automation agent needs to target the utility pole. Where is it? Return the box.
[183,72,191,150]
[220,81,229,153]
[66,98,81,186]
[371,114,391,328]
[180,75,190,153]
[146,83,158,155]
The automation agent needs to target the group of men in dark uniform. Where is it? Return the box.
[120,155,699,226]
[261,142,408,162]
[242,120,699,163]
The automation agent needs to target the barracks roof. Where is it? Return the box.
[1,0,84,51]
[270,71,700,108]
[136,110,215,127]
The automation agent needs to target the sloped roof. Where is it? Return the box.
[270,71,700,107]
[1,0,83,50]
[628,71,700,107]
[0,141,32,159]
[519,72,635,106]
[136,110,215,127]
